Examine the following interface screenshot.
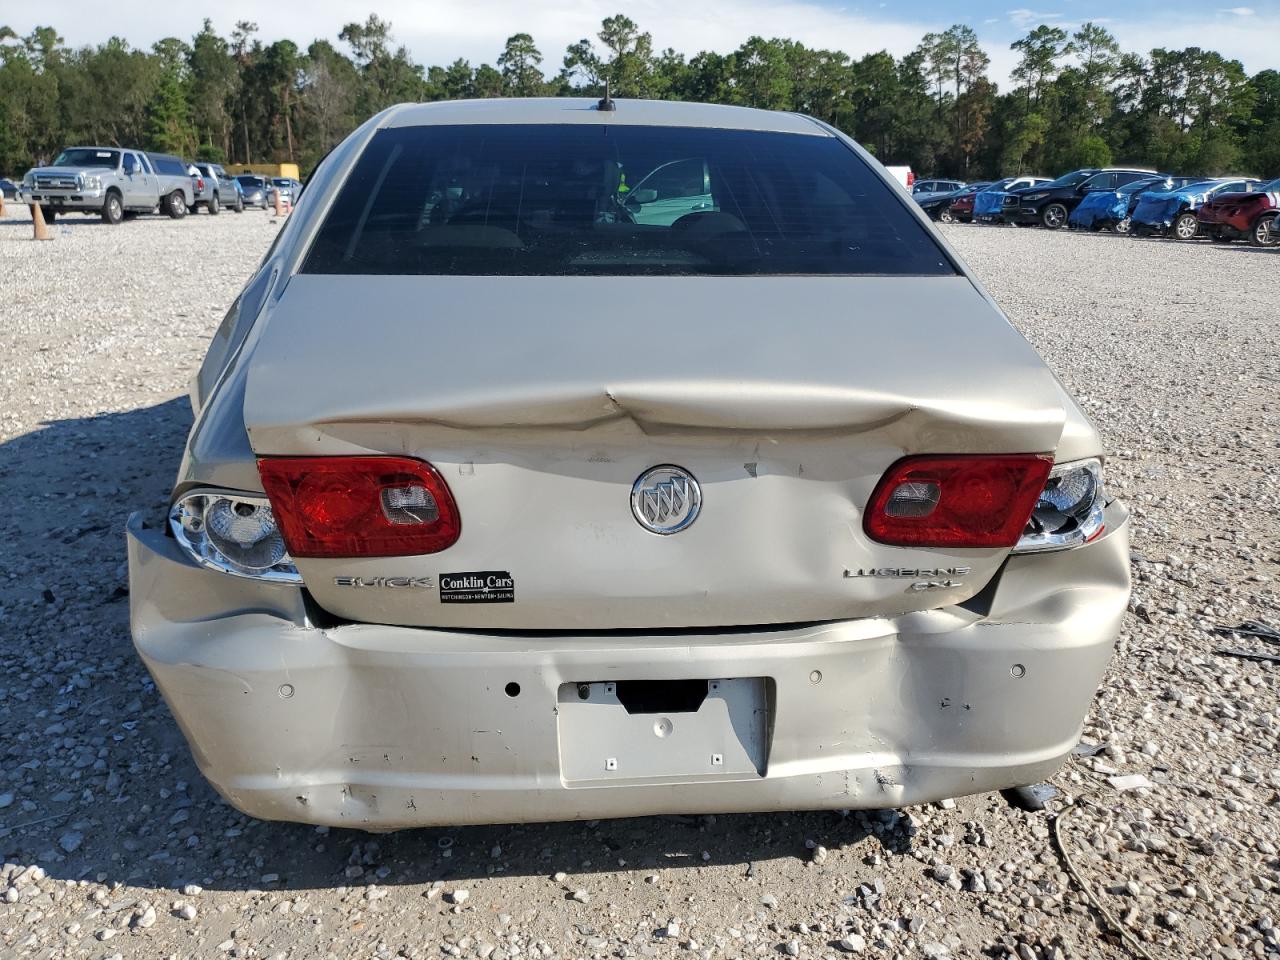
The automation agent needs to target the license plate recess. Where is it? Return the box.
[557,677,769,786]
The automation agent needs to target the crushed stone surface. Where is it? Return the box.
[0,206,1278,959]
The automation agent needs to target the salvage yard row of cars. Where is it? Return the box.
[912,167,1280,245]
[10,146,303,225]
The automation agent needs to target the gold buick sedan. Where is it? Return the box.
[128,97,1130,829]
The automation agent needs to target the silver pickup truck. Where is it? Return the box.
[22,146,195,224]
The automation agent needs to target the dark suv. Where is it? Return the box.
[1003,168,1158,229]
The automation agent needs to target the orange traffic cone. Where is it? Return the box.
[30,203,52,241]
[273,191,284,217]
[0,192,6,217]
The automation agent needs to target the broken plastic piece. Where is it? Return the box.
[1001,783,1058,811]
[1072,740,1105,757]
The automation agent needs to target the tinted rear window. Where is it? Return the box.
[150,155,188,176]
[303,124,955,277]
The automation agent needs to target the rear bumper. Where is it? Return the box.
[127,504,1130,829]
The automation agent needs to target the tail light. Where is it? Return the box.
[258,456,461,558]
[864,454,1053,548]
[906,171,915,187]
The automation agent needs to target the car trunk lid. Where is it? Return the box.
[241,275,1066,630]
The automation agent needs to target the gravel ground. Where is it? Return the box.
[0,205,1278,960]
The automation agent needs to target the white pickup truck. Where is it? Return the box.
[22,146,195,225]
[884,165,915,190]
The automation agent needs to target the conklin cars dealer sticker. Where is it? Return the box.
[439,571,515,603]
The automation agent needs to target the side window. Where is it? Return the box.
[1085,173,1116,190]
[643,158,707,200]
[140,154,154,174]
[625,158,714,227]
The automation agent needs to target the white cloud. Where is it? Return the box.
[1218,6,1255,14]
[1007,8,1064,29]
[1109,12,1280,71]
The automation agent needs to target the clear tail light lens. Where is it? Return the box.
[170,492,301,582]
[864,454,1053,548]
[1014,459,1106,553]
[257,456,461,558]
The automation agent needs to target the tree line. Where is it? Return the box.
[1,15,1277,180]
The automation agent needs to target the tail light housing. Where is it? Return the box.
[864,454,1053,548]
[258,456,460,558]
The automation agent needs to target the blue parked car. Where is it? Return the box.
[1067,176,1194,233]
[973,176,1052,223]
[1130,177,1263,240]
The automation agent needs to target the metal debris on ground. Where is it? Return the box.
[1215,647,1280,664]
[1212,621,1280,644]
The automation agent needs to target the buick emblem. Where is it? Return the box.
[631,465,701,535]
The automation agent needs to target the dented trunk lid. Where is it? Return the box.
[241,275,1067,629]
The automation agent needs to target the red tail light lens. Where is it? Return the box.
[864,455,1053,548]
[257,456,460,558]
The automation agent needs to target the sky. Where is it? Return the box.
[4,0,1279,88]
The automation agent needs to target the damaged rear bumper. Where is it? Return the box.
[127,505,1130,829]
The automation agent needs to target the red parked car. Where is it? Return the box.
[947,182,993,223]
[1196,177,1280,246]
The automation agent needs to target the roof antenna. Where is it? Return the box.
[597,80,616,112]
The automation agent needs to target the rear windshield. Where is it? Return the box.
[238,176,265,187]
[302,124,955,277]
[149,155,188,176]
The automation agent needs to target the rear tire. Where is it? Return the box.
[235,196,244,213]
[165,191,187,219]
[207,192,220,215]
[101,191,123,225]
[1041,203,1068,229]
[1114,217,1132,235]
[1250,214,1277,247]
[1172,212,1199,241]
[938,207,954,224]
